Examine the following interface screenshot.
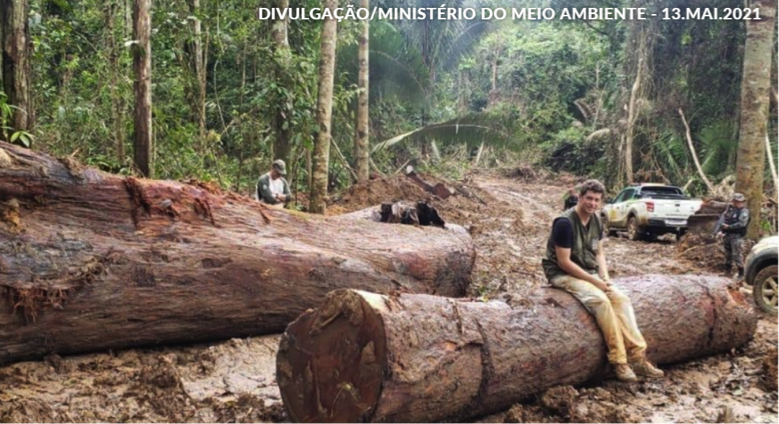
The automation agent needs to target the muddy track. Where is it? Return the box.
[0,173,775,423]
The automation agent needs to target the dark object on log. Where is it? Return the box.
[376,202,445,228]
[0,141,474,364]
[405,166,452,199]
[277,275,757,423]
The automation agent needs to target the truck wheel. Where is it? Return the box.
[627,216,642,241]
[753,265,778,314]
[603,215,617,237]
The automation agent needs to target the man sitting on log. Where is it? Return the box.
[542,179,664,382]
[255,159,292,208]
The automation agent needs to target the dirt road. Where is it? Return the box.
[1,171,775,423]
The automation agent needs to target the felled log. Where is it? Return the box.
[0,141,474,364]
[405,166,452,199]
[277,275,757,423]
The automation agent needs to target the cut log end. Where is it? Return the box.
[277,290,387,423]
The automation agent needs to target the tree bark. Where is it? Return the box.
[187,0,207,142]
[132,0,153,177]
[0,141,474,364]
[271,0,292,166]
[354,0,370,183]
[736,0,776,239]
[309,0,338,214]
[625,57,642,184]
[766,134,778,206]
[278,275,757,423]
[107,0,126,163]
[0,0,32,134]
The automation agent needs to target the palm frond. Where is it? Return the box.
[372,113,514,153]
[698,122,736,177]
[338,21,432,105]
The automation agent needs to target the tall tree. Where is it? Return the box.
[187,0,207,141]
[354,0,370,182]
[309,0,338,214]
[736,0,776,239]
[271,0,292,166]
[0,0,32,136]
[132,0,153,177]
[106,0,125,162]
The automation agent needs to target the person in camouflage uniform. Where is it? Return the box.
[717,193,750,278]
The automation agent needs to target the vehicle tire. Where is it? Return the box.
[627,216,642,241]
[753,265,778,314]
[603,215,617,237]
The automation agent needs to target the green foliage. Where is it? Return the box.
[543,126,606,176]
[0,92,33,147]
[17,0,770,198]
[697,122,737,179]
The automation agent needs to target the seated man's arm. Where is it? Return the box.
[282,179,292,203]
[596,239,611,282]
[556,246,609,291]
[551,219,608,290]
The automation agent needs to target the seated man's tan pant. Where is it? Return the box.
[550,275,647,365]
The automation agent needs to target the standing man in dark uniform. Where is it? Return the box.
[716,193,750,278]
[542,179,664,382]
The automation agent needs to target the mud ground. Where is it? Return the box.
[1,170,776,423]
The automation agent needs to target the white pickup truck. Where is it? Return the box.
[601,184,702,241]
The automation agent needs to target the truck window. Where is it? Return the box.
[613,189,630,203]
[639,186,687,199]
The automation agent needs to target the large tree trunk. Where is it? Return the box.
[132,0,153,177]
[309,0,338,214]
[736,0,776,239]
[271,0,292,167]
[0,141,474,364]
[354,0,370,183]
[277,275,757,423]
[0,0,32,135]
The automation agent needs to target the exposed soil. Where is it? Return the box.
[1,170,776,423]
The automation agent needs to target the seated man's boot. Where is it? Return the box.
[736,267,744,279]
[613,363,639,382]
[721,264,732,276]
[631,359,665,379]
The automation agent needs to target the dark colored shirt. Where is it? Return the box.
[722,206,750,235]
[551,216,603,249]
